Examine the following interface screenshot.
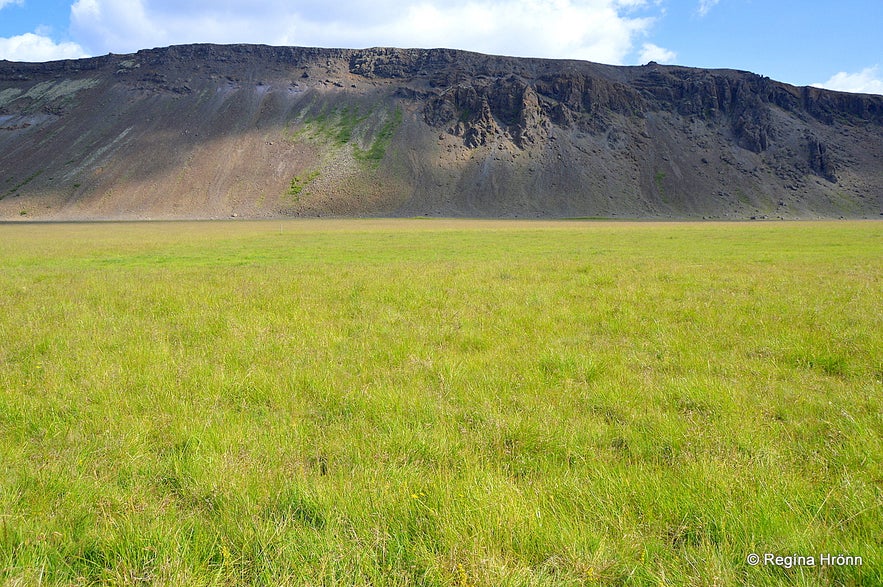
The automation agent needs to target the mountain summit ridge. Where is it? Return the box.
[1,44,881,219]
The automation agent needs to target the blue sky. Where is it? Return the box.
[0,0,880,93]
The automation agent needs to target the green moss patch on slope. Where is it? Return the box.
[291,104,402,167]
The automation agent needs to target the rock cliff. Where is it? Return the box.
[1,44,881,219]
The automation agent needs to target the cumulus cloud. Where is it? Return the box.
[69,0,661,64]
[0,1,87,62]
[639,42,675,64]
[0,32,89,62]
[812,66,883,96]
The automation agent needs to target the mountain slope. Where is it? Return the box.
[1,44,881,219]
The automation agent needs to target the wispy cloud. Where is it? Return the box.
[697,0,720,17]
[812,66,883,95]
[0,0,24,10]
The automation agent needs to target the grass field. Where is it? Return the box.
[0,219,881,586]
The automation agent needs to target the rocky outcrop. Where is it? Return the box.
[423,77,554,148]
[806,135,837,182]
[0,44,881,220]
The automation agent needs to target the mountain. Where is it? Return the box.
[1,44,881,220]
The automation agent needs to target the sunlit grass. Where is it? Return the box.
[1,219,881,585]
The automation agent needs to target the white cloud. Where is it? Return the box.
[812,66,883,96]
[0,0,24,10]
[71,0,161,53]
[0,32,89,62]
[697,0,719,17]
[639,42,675,64]
[69,0,661,65]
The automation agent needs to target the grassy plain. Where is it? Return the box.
[0,219,881,586]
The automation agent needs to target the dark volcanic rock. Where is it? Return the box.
[0,44,881,220]
[806,135,837,182]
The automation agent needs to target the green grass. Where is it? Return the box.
[0,219,881,586]
[354,108,403,166]
[293,105,402,167]
[286,170,320,200]
[292,105,369,147]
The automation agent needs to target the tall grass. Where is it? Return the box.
[0,220,880,585]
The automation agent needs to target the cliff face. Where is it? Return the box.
[0,44,881,219]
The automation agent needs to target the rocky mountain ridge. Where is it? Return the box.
[1,44,881,219]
